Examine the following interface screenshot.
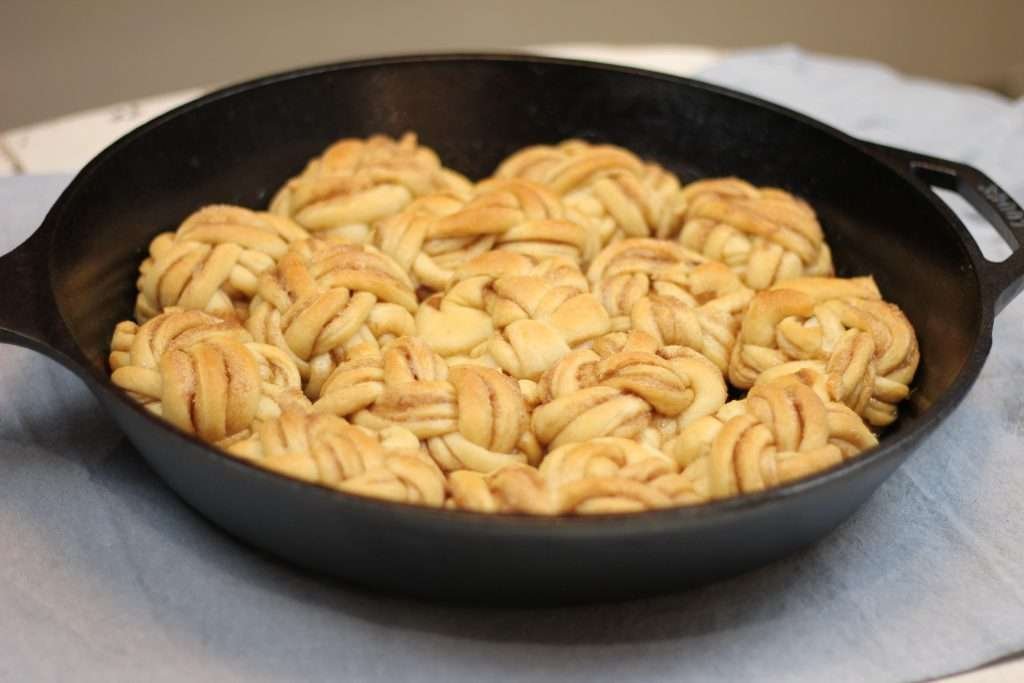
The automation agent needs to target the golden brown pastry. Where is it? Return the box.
[557,477,674,514]
[494,139,687,245]
[541,434,676,485]
[313,337,538,472]
[587,238,754,372]
[677,177,834,289]
[135,205,309,322]
[540,438,678,514]
[245,238,418,399]
[587,238,751,317]
[531,342,727,451]
[372,178,596,292]
[107,135,921,516]
[270,132,472,241]
[666,376,878,501]
[109,308,308,443]
[448,439,682,515]
[446,465,558,515]
[729,276,919,426]
[110,307,244,372]
[444,249,593,298]
[227,409,446,507]
[416,251,611,380]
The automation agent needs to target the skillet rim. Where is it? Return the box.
[35,51,995,531]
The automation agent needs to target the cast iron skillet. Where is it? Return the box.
[1,54,1023,603]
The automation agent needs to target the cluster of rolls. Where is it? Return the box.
[109,133,919,515]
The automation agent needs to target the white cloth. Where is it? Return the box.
[2,47,1023,682]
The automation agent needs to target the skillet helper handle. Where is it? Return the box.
[0,227,69,356]
[868,142,1024,315]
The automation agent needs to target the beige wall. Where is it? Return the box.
[2,0,1022,130]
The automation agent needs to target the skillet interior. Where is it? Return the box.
[38,56,987,601]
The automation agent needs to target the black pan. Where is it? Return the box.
[1,54,1022,603]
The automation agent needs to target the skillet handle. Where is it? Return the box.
[0,226,77,360]
[866,142,1024,315]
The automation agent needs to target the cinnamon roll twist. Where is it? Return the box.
[135,205,309,322]
[494,139,687,245]
[270,132,472,242]
[245,239,418,399]
[678,177,834,289]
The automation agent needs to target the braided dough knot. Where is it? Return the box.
[246,239,417,398]
[531,344,727,450]
[373,178,596,292]
[135,205,309,322]
[589,239,753,320]
[228,410,445,507]
[678,177,834,289]
[587,238,753,372]
[310,335,449,418]
[540,438,678,514]
[109,307,244,372]
[270,132,472,241]
[447,465,557,514]
[540,437,676,486]
[416,251,611,380]
[110,309,307,443]
[669,376,878,500]
[448,439,685,515]
[495,139,687,245]
[729,276,919,426]
[314,337,535,472]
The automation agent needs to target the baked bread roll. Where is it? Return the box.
[447,465,557,515]
[448,439,681,516]
[135,205,309,322]
[678,177,834,289]
[729,276,919,426]
[109,308,308,443]
[588,238,754,372]
[228,409,446,507]
[270,132,472,241]
[313,337,538,472]
[666,375,878,501]
[531,341,727,451]
[494,139,687,245]
[373,178,596,292]
[245,238,418,399]
[540,438,678,514]
[416,251,611,380]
